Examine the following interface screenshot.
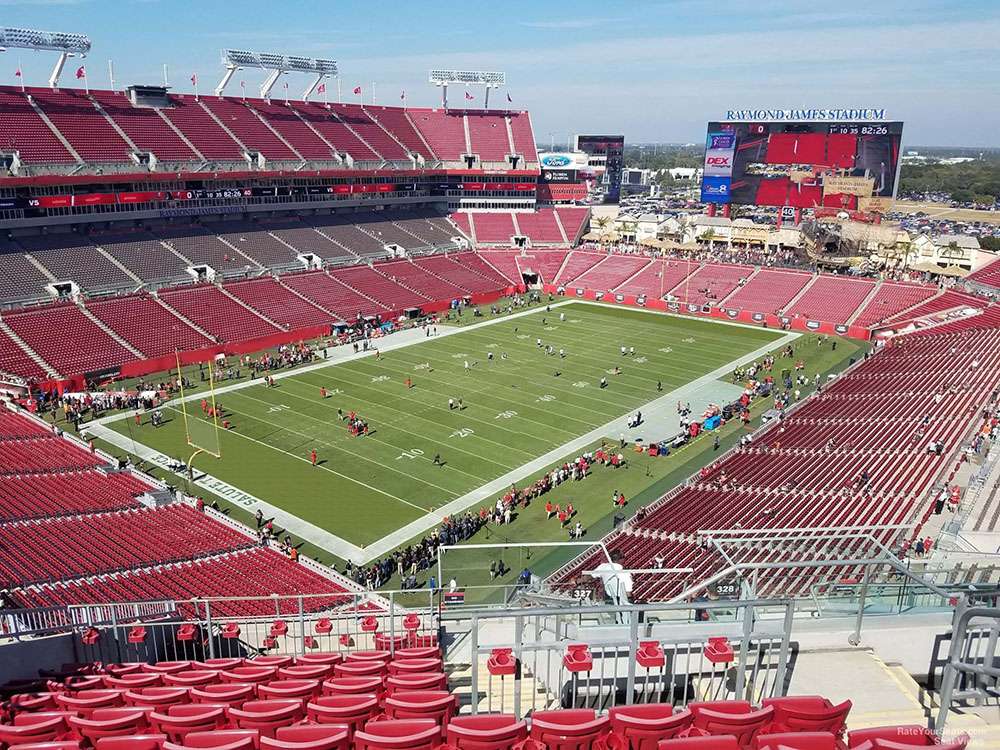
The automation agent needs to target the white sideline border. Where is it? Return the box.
[83,299,800,564]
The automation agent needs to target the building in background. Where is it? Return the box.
[574,134,625,203]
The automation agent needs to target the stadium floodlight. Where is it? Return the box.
[218,48,338,100]
[428,69,506,109]
[0,27,91,89]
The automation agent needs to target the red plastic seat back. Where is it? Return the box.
[692,706,774,748]
[305,695,379,735]
[68,708,150,742]
[530,710,609,750]
[752,732,836,750]
[353,719,440,750]
[608,706,690,750]
[765,700,851,737]
[228,701,304,738]
[333,662,386,679]
[182,731,261,750]
[164,739,253,750]
[321,677,383,701]
[262,726,350,750]
[95,735,168,750]
[190,684,255,709]
[657,737,739,750]
[445,715,527,750]
[8,743,82,750]
[0,716,70,747]
[124,688,191,709]
[382,691,457,730]
[385,673,448,695]
[847,727,937,749]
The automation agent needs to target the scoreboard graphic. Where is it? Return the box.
[700,121,903,211]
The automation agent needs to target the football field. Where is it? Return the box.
[94,302,785,551]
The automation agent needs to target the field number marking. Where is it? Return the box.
[396,448,425,460]
[495,410,518,420]
[536,394,556,402]
[450,428,475,438]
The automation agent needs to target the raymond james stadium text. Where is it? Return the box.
[725,108,887,121]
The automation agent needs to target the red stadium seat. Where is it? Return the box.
[9,694,58,713]
[256,681,321,704]
[689,705,774,747]
[189,684,256,709]
[67,708,151,743]
[182,731,261,750]
[444,715,527,750]
[345,651,390,664]
[143,664,193,676]
[95,736,168,750]
[54,691,125,716]
[529,709,610,750]
[385,673,448,695]
[260,725,350,750]
[249,658,292,670]
[382,691,458,733]
[387,659,442,676]
[276,666,332,681]
[193,661,244,672]
[149,705,228,741]
[220,670,277,688]
[608,704,692,750]
[8,743,81,750]
[321,677,384,700]
[294,655,342,668]
[162,673,221,689]
[659,738,739,750]
[104,674,162,690]
[760,697,851,738]
[353,719,441,750]
[392,649,440,661]
[228,700,304,738]
[0,714,73,748]
[305,695,379,735]
[751,733,836,750]
[333,662,386,679]
[124,688,191,709]
[164,739,254,750]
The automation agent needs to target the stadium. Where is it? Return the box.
[0,13,998,750]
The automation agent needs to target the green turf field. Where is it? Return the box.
[103,302,784,547]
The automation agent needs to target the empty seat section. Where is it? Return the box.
[20,236,134,291]
[292,104,379,161]
[0,504,252,587]
[374,260,465,300]
[280,272,387,320]
[330,266,429,310]
[0,469,145,522]
[518,250,567,283]
[515,211,563,244]
[311,218,384,258]
[469,214,515,244]
[968,258,1000,289]
[466,114,510,162]
[785,276,875,323]
[30,89,132,162]
[216,224,301,268]
[224,278,337,328]
[615,259,696,298]
[554,207,590,240]
[853,283,939,328]
[354,215,425,250]
[161,96,244,160]
[248,101,335,160]
[0,329,47,379]
[574,255,649,290]
[366,107,434,157]
[671,264,750,305]
[724,270,812,313]
[330,104,407,160]
[554,252,606,285]
[200,98,298,160]
[13,547,352,617]
[267,226,353,263]
[475,252,522,284]
[86,295,213,357]
[91,91,199,161]
[4,303,135,375]
[0,87,76,162]
[508,112,538,162]
[408,110,467,161]
[0,248,52,303]
[449,213,472,238]
[158,285,280,341]
[162,228,259,274]
[0,435,104,476]
[101,236,190,284]
[415,254,509,292]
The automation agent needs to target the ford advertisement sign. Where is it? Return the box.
[540,153,575,168]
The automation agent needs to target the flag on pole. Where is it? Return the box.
[506,92,512,103]
[190,73,197,85]
[400,90,405,100]
[15,59,24,93]
[317,83,326,94]
[283,80,289,103]
[14,67,21,78]
[353,85,362,95]
[75,66,86,79]
[465,91,474,101]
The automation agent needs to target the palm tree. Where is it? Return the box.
[940,240,965,268]
[595,215,612,231]
[699,228,717,250]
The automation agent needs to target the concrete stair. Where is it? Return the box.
[448,658,557,715]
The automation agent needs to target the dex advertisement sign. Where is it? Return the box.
[704,148,735,176]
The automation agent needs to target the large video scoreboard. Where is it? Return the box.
[700,121,903,212]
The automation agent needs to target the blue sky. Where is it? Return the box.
[2,0,998,147]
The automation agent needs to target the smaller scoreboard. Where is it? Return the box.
[701,121,903,212]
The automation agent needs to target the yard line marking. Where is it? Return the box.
[276,373,541,459]
[162,404,433,513]
[233,387,506,481]
[179,400,463,503]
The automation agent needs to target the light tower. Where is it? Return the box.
[428,69,505,110]
[217,49,338,101]
[0,27,91,88]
